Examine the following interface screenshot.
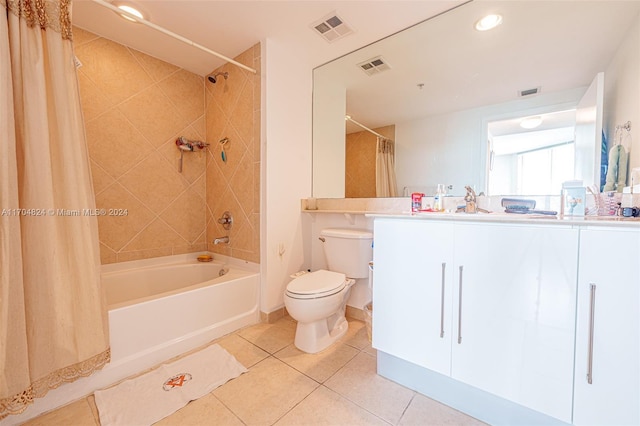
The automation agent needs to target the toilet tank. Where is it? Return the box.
[320,228,373,278]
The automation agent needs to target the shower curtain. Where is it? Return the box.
[376,137,398,197]
[1,0,110,419]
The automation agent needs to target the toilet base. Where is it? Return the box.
[294,314,349,354]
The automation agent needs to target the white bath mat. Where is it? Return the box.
[94,344,247,426]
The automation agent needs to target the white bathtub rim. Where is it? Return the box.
[107,267,257,311]
[106,302,259,370]
[101,252,259,274]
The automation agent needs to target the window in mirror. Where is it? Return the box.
[488,109,576,195]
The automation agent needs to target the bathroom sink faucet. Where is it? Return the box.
[213,236,229,244]
[457,186,490,214]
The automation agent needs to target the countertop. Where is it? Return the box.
[364,211,640,229]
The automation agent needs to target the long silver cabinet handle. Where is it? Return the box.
[587,283,596,384]
[457,265,463,344]
[440,262,446,338]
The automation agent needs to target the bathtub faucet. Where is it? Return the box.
[213,236,229,245]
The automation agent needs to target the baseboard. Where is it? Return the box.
[346,305,365,321]
[261,307,286,323]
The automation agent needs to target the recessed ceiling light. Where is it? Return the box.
[475,14,503,31]
[520,116,543,129]
[114,3,146,22]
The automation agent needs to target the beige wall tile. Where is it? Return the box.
[71,26,100,47]
[161,189,206,244]
[204,99,228,149]
[118,85,186,147]
[117,247,173,263]
[74,37,152,106]
[229,81,253,147]
[121,218,188,252]
[95,183,155,251]
[159,70,204,124]
[157,133,206,184]
[99,242,117,265]
[81,39,260,264]
[89,160,115,196]
[120,151,190,213]
[172,242,207,256]
[204,45,261,263]
[77,72,113,122]
[130,50,179,83]
[85,108,154,179]
[229,151,254,216]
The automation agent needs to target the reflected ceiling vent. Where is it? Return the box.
[518,86,541,97]
[357,56,391,76]
[311,12,354,43]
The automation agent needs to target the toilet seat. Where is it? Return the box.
[286,270,347,299]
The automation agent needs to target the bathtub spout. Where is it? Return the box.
[214,236,229,245]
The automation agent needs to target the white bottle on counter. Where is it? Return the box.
[434,184,445,211]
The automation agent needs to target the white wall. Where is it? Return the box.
[395,88,586,196]
[604,14,640,179]
[259,3,464,314]
[313,73,346,198]
[262,39,313,313]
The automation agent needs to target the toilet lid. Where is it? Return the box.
[287,270,346,296]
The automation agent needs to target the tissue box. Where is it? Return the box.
[563,187,586,216]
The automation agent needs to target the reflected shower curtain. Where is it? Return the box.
[1,0,109,418]
[376,137,398,197]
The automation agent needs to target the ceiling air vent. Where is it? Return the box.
[358,56,391,76]
[311,12,354,43]
[518,87,541,97]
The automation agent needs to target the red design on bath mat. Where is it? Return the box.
[163,373,192,391]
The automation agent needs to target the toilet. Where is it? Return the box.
[284,228,373,353]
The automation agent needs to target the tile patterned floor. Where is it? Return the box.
[23,317,485,425]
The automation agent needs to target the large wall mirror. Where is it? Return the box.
[312,1,640,198]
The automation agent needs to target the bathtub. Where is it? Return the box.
[102,253,260,368]
[3,253,260,424]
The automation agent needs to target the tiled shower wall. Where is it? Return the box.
[74,26,260,264]
[205,45,261,263]
[345,125,395,198]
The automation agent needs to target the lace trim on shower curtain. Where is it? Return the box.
[2,0,73,40]
[0,348,110,420]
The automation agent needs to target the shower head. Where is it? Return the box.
[207,72,228,84]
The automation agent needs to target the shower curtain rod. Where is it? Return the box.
[90,0,257,74]
[345,115,387,139]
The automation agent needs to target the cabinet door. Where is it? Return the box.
[451,223,578,423]
[373,219,454,375]
[573,228,640,425]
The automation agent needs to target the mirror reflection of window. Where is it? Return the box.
[488,110,576,195]
[518,143,575,195]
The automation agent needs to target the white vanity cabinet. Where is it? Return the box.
[372,219,454,375]
[451,223,579,423]
[573,227,640,426]
[373,217,579,423]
